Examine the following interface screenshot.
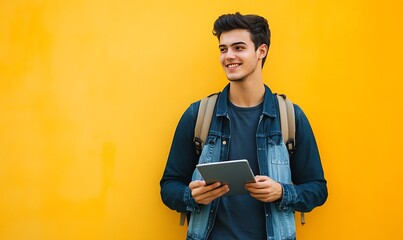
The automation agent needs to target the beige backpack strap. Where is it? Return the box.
[276,94,289,143]
[180,212,187,226]
[276,94,304,224]
[285,96,296,152]
[193,93,219,155]
[276,94,296,154]
[180,93,219,226]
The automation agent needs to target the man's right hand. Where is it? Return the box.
[189,180,229,205]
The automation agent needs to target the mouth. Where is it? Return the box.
[226,63,241,70]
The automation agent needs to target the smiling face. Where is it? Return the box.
[218,29,268,82]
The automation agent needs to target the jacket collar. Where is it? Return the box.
[215,83,277,118]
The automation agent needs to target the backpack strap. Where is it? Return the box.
[179,212,187,226]
[276,94,305,225]
[180,93,219,226]
[276,94,296,155]
[193,93,219,155]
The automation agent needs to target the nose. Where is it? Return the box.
[225,49,236,60]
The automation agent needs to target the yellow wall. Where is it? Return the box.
[1,0,402,239]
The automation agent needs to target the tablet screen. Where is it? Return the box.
[196,159,256,196]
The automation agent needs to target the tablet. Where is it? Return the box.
[196,159,256,196]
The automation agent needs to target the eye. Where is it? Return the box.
[235,46,245,51]
[219,47,227,53]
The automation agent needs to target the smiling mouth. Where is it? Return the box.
[226,63,241,69]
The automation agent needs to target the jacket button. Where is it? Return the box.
[222,140,227,145]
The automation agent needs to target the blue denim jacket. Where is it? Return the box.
[160,84,327,240]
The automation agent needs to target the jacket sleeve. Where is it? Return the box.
[160,101,201,212]
[278,104,328,212]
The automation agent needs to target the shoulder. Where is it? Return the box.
[291,103,317,139]
[292,104,309,124]
[179,100,200,126]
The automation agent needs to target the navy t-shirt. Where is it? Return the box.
[208,101,266,240]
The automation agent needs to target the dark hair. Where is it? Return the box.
[213,12,271,67]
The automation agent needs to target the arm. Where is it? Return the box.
[278,105,328,212]
[160,102,200,212]
[160,102,228,212]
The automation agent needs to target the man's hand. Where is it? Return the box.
[245,175,283,202]
[189,180,229,205]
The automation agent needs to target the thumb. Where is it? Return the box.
[189,180,206,189]
[254,175,269,182]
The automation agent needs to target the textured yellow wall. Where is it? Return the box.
[1,1,403,239]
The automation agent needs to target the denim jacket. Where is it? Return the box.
[160,84,328,240]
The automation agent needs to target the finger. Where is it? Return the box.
[254,175,270,182]
[191,181,220,198]
[194,185,229,204]
[245,181,270,190]
[245,176,269,188]
[198,186,229,204]
[196,183,227,198]
[192,181,222,195]
[204,181,223,191]
[249,188,271,194]
[189,180,206,189]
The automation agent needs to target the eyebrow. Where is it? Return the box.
[218,41,247,48]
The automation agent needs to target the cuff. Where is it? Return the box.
[183,186,201,213]
[278,183,298,211]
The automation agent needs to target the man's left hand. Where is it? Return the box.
[245,175,283,202]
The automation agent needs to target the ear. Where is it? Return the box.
[257,44,268,60]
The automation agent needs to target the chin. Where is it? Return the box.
[227,76,244,82]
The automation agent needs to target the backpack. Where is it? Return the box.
[180,93,304,226]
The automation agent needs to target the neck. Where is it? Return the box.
[228,79,265,107]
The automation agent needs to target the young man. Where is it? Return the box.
[160,12,327,240]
